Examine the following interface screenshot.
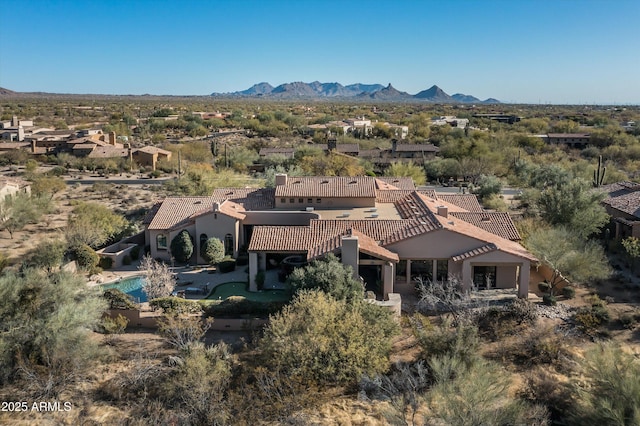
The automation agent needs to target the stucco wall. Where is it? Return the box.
[242,211,319,226]
[275,196,375,209]
[195,212,240,261]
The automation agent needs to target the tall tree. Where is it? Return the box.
[66,202,128,248]
[138,255,176,300]
[170,230,194,263]
[525,226,611,295]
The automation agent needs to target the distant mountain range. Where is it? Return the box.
[212,82,500,103]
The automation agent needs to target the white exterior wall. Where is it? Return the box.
[195,212,240,261]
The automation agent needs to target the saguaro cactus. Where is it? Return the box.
[593,155,606,187]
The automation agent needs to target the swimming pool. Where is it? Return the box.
[101,275,147,303]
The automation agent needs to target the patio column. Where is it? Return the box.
[518,261,530,299]
[382,261,394,300]
[461,260,473,293]
[406,259,412,283]
[341,236,359,281]
[249,252,258,292]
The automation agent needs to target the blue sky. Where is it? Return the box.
[0,0,638,104]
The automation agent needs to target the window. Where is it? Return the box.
[224,234,234,256]
[281,198,286,203]
[411,260,432,281]
[316,198,321,203]
[473,266,496,290]
[157,234,167,250]
[307,198,312,204]
[298,198,303,203]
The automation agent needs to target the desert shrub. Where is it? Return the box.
[571,343,640,425]
[505,298,539,324]
[99,314,129,334]
[150,297,202,315]
[562,286,576,299]
[477,299,538,340]
[543,294,557,306]
[218,258,236,273]
[574,303,610,333]
[99,256,113,270]
[520,368,575,424]
[619,312,638,329]
[538,282,551,293]
[259,290,398,385]
[103,288,136,310]
[506,327,569,366]
[122,254,132,265]
[157,315,213,350]
[411,314,480,366]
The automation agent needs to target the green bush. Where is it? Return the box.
[99,256,113,270]
[255,271,265,289]
[561,286,576,299]
[543,294,557,306]
[130,245,140,260]
[538,282,551,293]
[99,314,129,334]
[122,255,132,265]
[218,258,236,273]
[574,301,610,333]
[150,297,202,315]
[103,288,137,310]
[204,296,286,318]
[71,243,100,270]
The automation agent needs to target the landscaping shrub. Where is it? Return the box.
[71,243,100,270]
[204,296,286,318]
[122,255,132,265]
[477,299,538,340]
[130,245,141,260]
[619,313,637,329]
[218,258,236,273]
[561,286,576,299]
[103,288,136,310]
[574,297,610,334]
[538,282,551,293]
[542,294,557,306]
[411,315,480,366]
[255,271,265,289]
[99,314,129,334]
[149,297,202,315]
[507,327,568,366]
[99,256,113,270]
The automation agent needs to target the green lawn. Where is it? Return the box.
[204,282,291,303]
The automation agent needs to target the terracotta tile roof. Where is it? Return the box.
[259,147,295,156]
[135,146,171,155]
[147,197,219,230]
[147,197,244,230]
[375,177,416,190]
[275,176,376,198]
[436,194,483,212]
[336,144,359,153]
[248,226,314,253]
[376,189,418,203]
[449,212,521,241]
[0,142,30,150]
[451,244,498,262]
[600,181,640,218]
[394,143,439,153]
[212,188,275,210]
[87,147,129,159]
[419,195,536,262]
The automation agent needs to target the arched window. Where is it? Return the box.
[199,233,208,253]
[224,234,233,256]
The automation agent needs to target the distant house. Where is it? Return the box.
[0,177,31,199]
[599,181,640,238]
[546,133,591,149]
[258,147,296,159]
[132,146,172,170]
[143,174,536,300]
[431,116,469,129]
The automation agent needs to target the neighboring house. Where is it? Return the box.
[431,116,470,128]
[258,147,296,159]
[0,177,31,199]
[546,133,591,149]
[600,181,640,238]
[388,140,440,162]
[132,146,172,170]
[144,174,536,300]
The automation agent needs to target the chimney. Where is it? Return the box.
[275,173,288,186]
[213,202,221,212]
[11,116,18,127]
[437,206,448,218]
[108,131,116,145]
[327,137,337,151]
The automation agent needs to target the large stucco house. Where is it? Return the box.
[144,174,536,299]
